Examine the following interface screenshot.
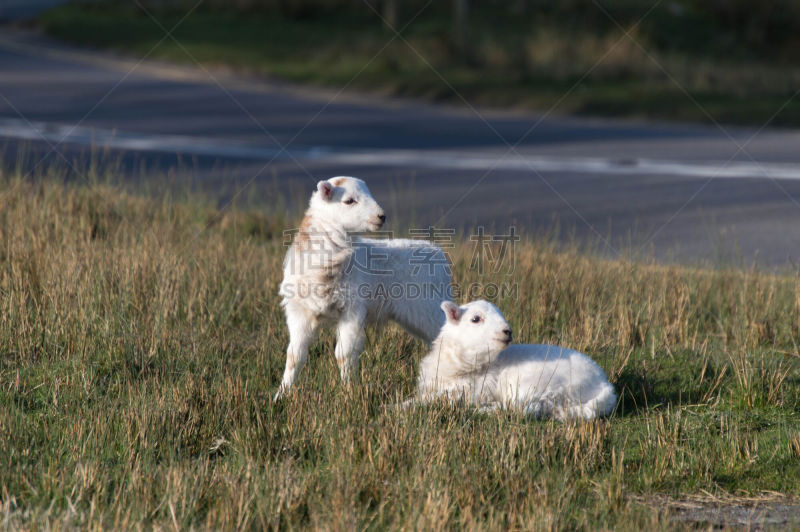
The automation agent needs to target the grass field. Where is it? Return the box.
[38,1,800,127]
[2,167,800,528]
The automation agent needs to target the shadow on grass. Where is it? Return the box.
[613,353,728,417]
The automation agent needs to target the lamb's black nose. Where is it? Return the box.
[503,328,512,338]
[378,214,386,223]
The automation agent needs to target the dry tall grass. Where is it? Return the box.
[2,175,800,529]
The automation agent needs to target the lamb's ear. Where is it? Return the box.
[441,301,463,324]
[316,180,334,201]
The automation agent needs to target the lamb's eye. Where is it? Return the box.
[471,315,482,323]
[343,198,357,205]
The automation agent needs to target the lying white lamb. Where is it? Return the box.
[275,176,452,400]
[405,300,617,420]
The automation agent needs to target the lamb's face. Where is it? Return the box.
[310,177,386,232]
[439,300,512,365]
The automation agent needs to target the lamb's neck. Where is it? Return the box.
[293,212,355,259]
[420,337,493,383]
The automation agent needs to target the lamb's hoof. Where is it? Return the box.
[273,388,286,402]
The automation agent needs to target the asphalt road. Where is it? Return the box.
[2,27,800,266]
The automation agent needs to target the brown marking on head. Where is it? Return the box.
[331,177,348,187]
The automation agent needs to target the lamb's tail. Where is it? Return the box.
[570,383,618,420]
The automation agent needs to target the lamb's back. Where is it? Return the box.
[349,238,451,283]
[492,344,613,411]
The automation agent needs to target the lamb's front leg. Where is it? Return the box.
[395,387,470,410]
[274,308,317,401]
[476,402,501,414]
[335,316,366,385]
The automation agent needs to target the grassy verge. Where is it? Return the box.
[37,1,800,127]
[2,169,800,528]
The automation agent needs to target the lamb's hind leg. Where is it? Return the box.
[571,384,617,419]
[335,315,366,386]
[274,307,318,401]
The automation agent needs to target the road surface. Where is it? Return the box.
[2,27,800,266]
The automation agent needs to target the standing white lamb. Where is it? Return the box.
[406,300,617,420]
[275,176,452,400]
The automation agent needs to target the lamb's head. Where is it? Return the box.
[310,176,386,232]
[438,300,513,366]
